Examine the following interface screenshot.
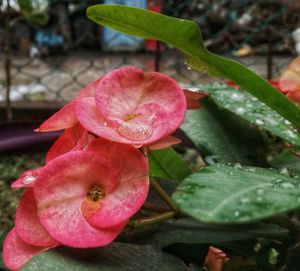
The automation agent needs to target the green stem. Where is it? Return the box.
[142,202,171,213]
[128,211,176,229]
[150,178,178,211]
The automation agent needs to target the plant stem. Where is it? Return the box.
[142,202,171,213]
[150,178,178,211]
[128,211,176,229]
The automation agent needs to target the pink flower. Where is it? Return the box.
[36,67,200,148]
[279,56,300,105]
[76,66,186,145]
[3,138,149,270]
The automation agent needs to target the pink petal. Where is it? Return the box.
[46,123,93,163]
[34,151,124,247]
[11,168,42,189]
[116,103,169,142]
[95,66,186,136]
[183,89,207,110]
[148,135,181,150]
[36,76,102,132]
[84,138,149,228]
[3,228,49,271]
[36,101,77,132]
[16,189,57,247]
[279,56,300,97]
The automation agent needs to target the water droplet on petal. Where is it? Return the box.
[118,121,152,141]
[23,175,36,185]
[103,122,108,127]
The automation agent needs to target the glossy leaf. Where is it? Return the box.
[173,164,300,223]
[181,99,268,166]
[119,218,288,249]
[149,147,192,181]
[200,84,300,146]
[87,4,300,128]
[22,242,191,271]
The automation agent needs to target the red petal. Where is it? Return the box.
[3,228,49,270]
[16,189,58,247]
[183,89,207,110]
[84,138,149,228]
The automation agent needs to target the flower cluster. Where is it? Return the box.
[3,66,201,270]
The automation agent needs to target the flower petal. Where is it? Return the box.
[46,123,93,163]
[3,228,49,271]
[11,168,42,189]
[34,151,123,247]
[279,56,300,94]
[36,76,102,132]
[95,66,186,135]
[16,189,57,247]
[84,138,149,228]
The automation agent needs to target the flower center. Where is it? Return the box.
[87,185,105,202]
[124,113,137,121]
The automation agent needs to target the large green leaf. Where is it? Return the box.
[199,84,300,146]
[22,243,192,271]
[181,99,268,166]
[87,4,300,128]
[119,218,288,249]
[172,164,300,223]
[149,148,192,181]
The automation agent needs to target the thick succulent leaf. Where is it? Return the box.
[22,242,192,271]
[173,164,300,223]
[181,99,268,166]
[149,147,192,181]
[201,84,300,146]
[119,218,288,249]
[87,4,300,128]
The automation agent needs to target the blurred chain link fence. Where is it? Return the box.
[0,0,299,119]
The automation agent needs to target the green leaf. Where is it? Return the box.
[181,99,268,166]
[22,243,192,271]
[269,149,300,174]
[200,84,300,146]
[149,147,193,181]
[87,4,300,128]
[173,164,300,223]
[119,218,288,249]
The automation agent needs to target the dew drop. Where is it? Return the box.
[280,182,295,189]
[234,163,242,169]
[231,93,244,102]
[234,211,240,217]
[235,107,246,115]
[118,122,152,141]
[22,175,36,185]
[279,168,289,176]
[255,119,264,125]
[256,188,264,195]
[257,196,263,202]
[103,122,108,127]
[240,197,250,204]
[284,120,291,125]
